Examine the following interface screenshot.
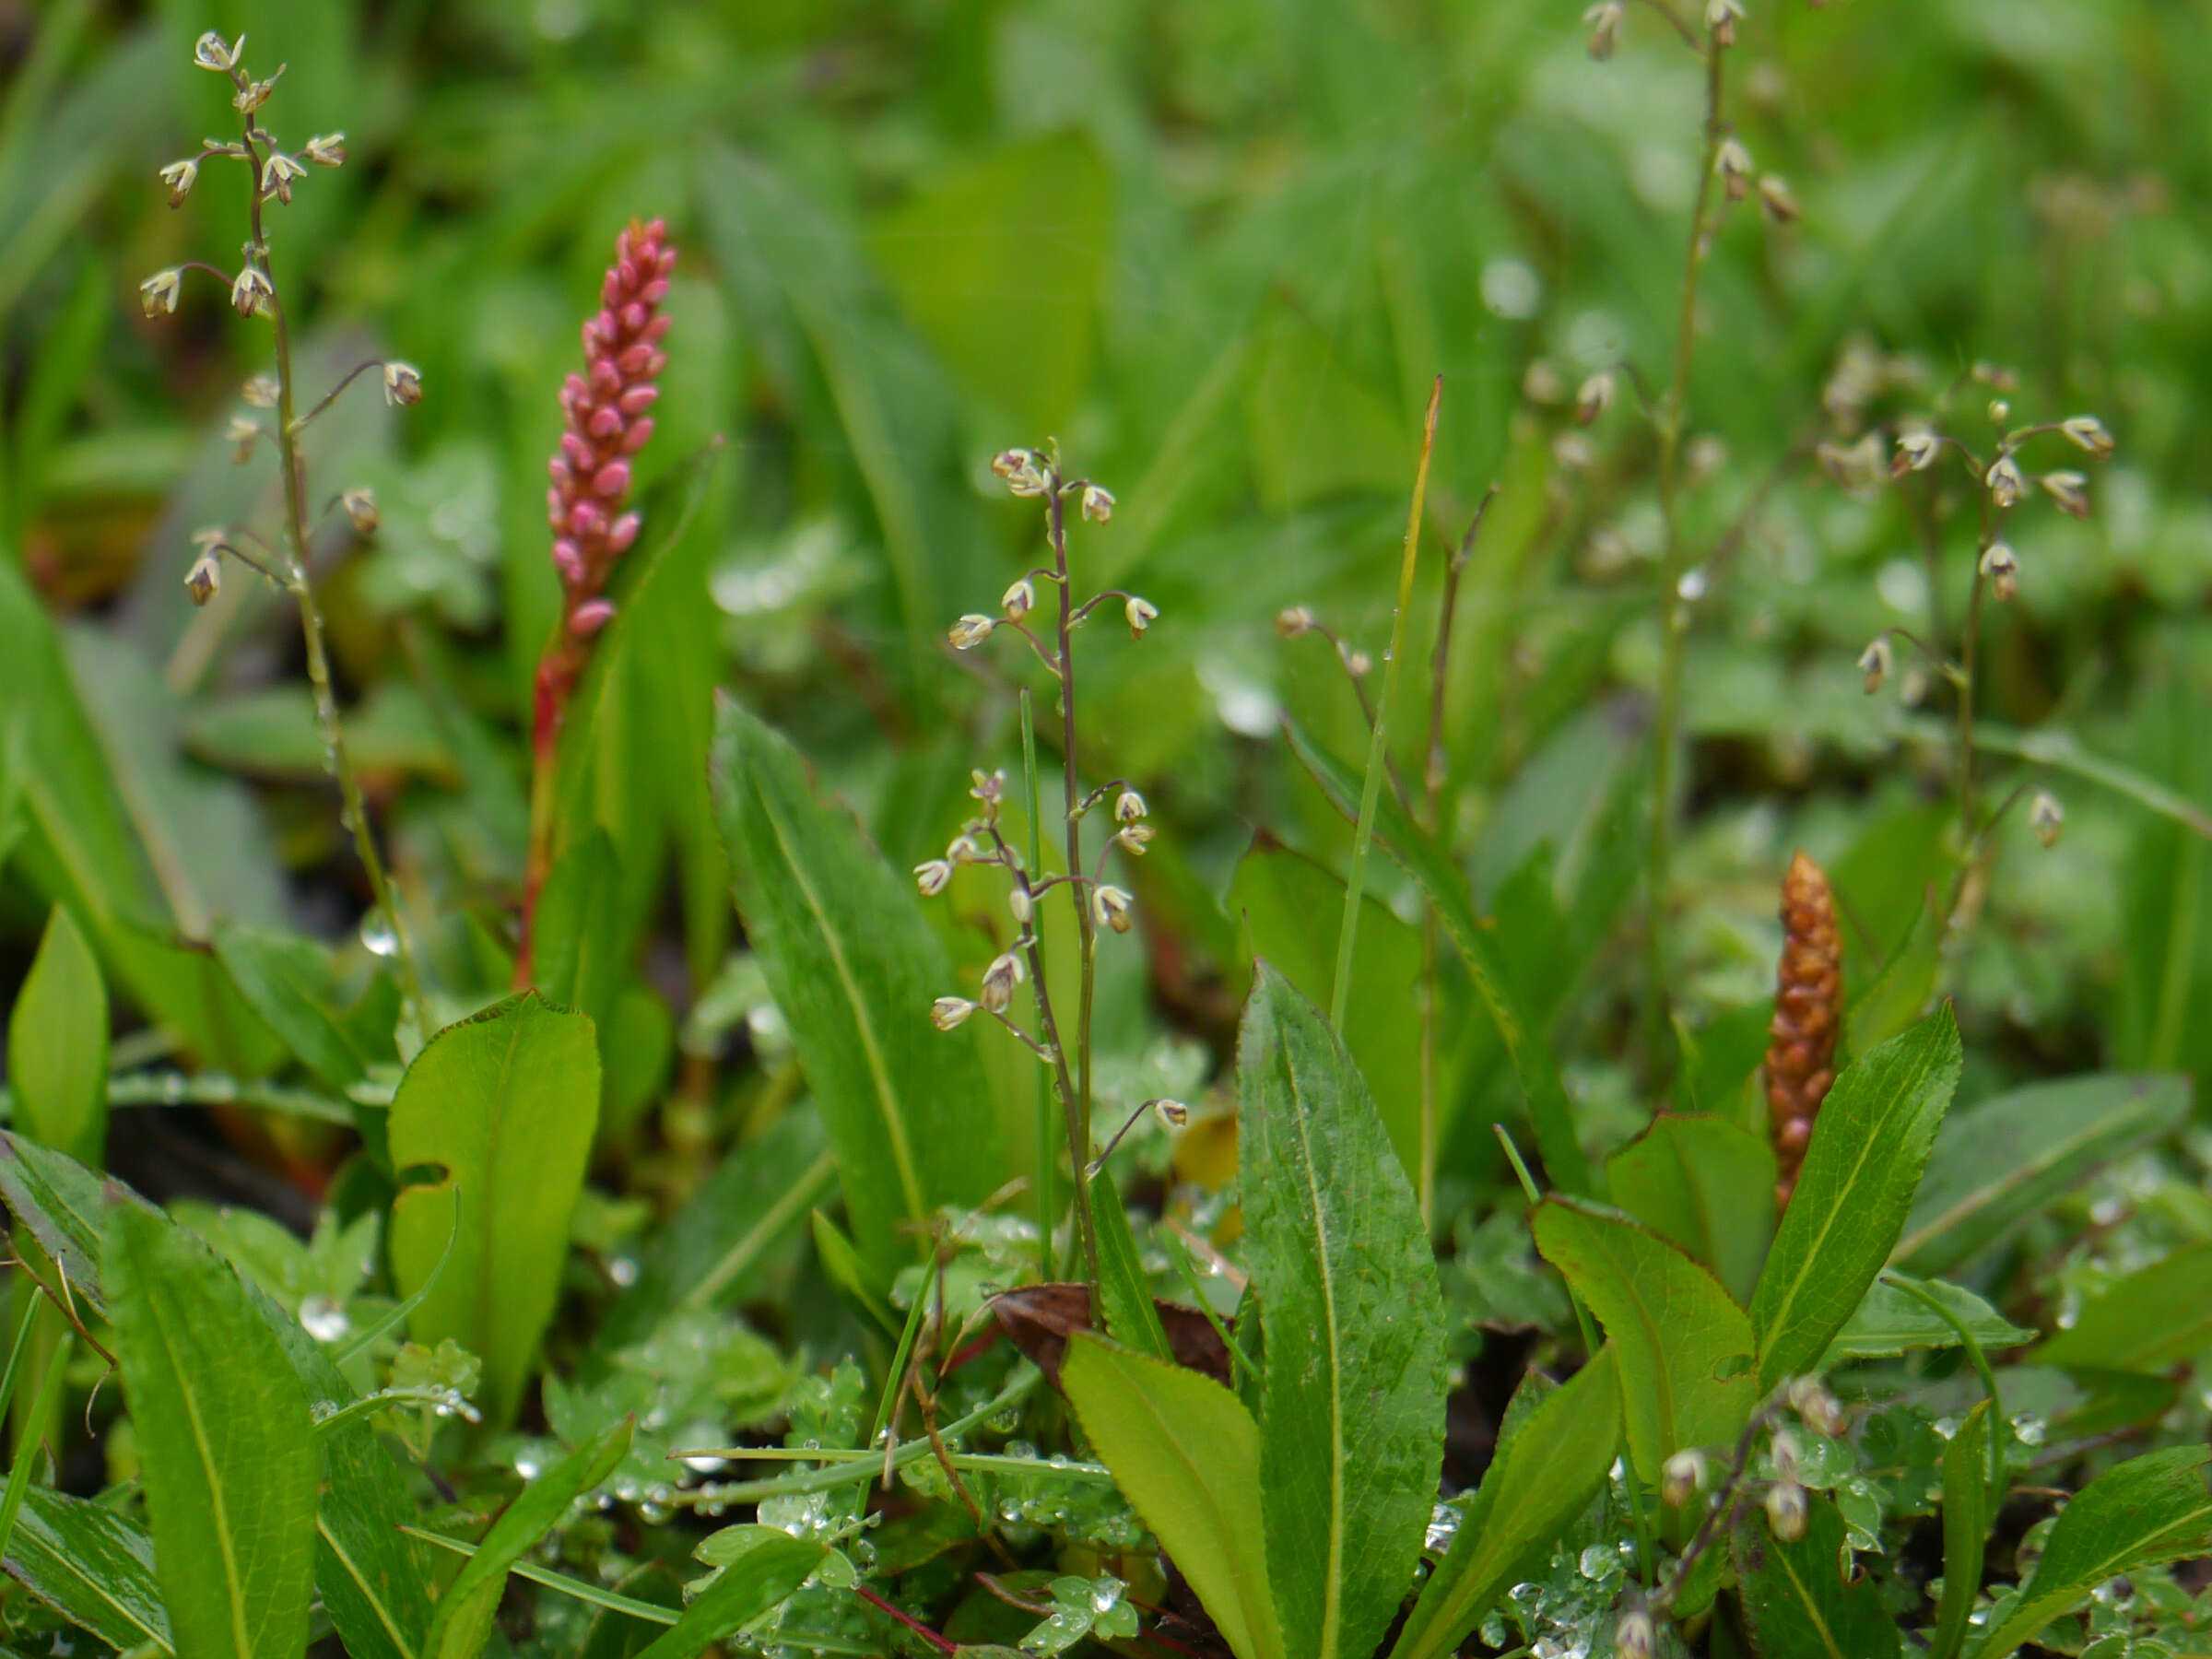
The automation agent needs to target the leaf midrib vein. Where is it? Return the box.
[1279,1037,1345,1659]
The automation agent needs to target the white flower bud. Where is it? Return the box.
[1081,483,1115,523]
[2060,414,2114,459]
[341,487,380,535]
[194,31,243,73]
[382,361,423,406]
[1583,1,1624,60]
[1985,452,2025,509]
[1115,789,1147,823]
[1001,577,1034,620]
[1574,370,1615,426]
[1662,1449,1709,1509]
[1116,823,1155,856]
[1008,886,1032,924]
[931,996,977,1031]
[1522,359,1565,404]
[1616,1610,1656,1659]
[1787,1377,1846,1439]
[1979,541,2019,602]
[1716,135,1754,201]
[184,552,222,606]
[914,859,953,897]
[226,415,261,464]
[1707,0,1745,46]
[948,613,997,651]
[260,151,306,206]
[1551,430,1595,472]
[159,158,199,206]
[1757,173,1800,224]
[1986,398,2011,427]
[1340,644,1373,677]
[2041,469,2089,519]
[991,448,1047,497]
[304,133,347,168]
[2030,790,2064,849]
[229,265,273,317]
[980,950,1025,1013]
[1124,595,1158,639]
[140,269,183,317]
[1765,1480,1808,1543]
[1858,638,1892,694]
[1892,428,1939,476]
[1094,885,1135,935]
[242,372,280,408]
[1275,606,1315,638]
[1153,1098,1190,1127]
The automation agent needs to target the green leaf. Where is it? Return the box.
[592,1111,832,1360]
[1751,1006,1962,1390]
[1089,1168,1171,1362]
[2035,1241,2212,1373]
[1389,1346,1623,1659]
[809,1209,898,1338]
[105,1199,318,1659]
[181,683,457,784]
[1930,1401,1993,1659]
[866,134,1111,435]
[1844,890,1943,1060]
[1532,1198,1757,1479]
[529,827,624,1029]
[1606,1113,1775,1308]
[0,1131,111,1312]
[211,919,388,1093]
[710,699,1001,1281]
[1279,714,1590,1195]
[1060,1335,1287,1659]
[424,1420,633,1659]
[1821,1275,2033,1364]
[6,1488,173,1655]
[387,994,601,1426]
[1970,1446,2212,1659]
[1237,964,1448,1659]
[1733,1491,1900,1659]
[1894,1073,2190,1276]
[630,1535,822,1659]
[6,903,107,1163]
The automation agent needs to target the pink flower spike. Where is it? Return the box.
[591,461,631,498]
[618,385,659,416]
[589,406,623,440]
[569,598,616,636]
[553,539,586,583]
[620,417,655,453]
[607,512,641,553]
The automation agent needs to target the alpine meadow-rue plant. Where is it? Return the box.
[141,28,428,1033]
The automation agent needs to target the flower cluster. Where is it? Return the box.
[1765,851,1841,1211]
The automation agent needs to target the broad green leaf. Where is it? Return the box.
[1227,837,1458,1186]
[1752,1006,1962,1390]
[810,1209,898,1337]
[1089,1168,1171,1363]
[1930,1401,1993,1659]
[0,1130,113,1312]
[529,827,624,1030]
[630,1534,822,1659]
[1894,1073,2190,1276]
[424,1420,633,1659]
[1238,965,1447,1659]
[105,1200,318,1659]
[1821,1275,2032,1364]
[6,1488,172,1655]
[710,700,1000,1281]
[1060,1335,1287,1659]
[388,994,600,1425]
[1844,890,1942,1060]
[211,919,388,1093]
[1606,1113,1775,1307]
[592,1111,831,1361]
[1246,304,1409,512]
[1970,1446,2212,1658]
[866,134,1110,435]
[1389,1346,1623,1659]
[2035,1241,2212,1373]
[1532,1198,1756,1479]
[181,683,457,784]
[1280,715,1590,1195]
[1733,1491,1899,1659]
[7,902,107,1163]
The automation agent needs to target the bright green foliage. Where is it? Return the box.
[1606,1112,1775,1308]
[6,1488,172,1655]
[1734,1492,1900,1659]
[1971,1447,2212,1658]
[424,1420,633,1659]
[528,826,625,1029]
[0,1130,110,1311]
[1238,964,1447,1659]
[1391,1346,1623,1659]
[1533,1197,1756,1480]
[711,699,1001,1282]
[387,994,601,1426]
[211,918,390,1093]
[2034,1241,2212,1373]
[1823,1275,2034,1364]
[1752,1006,1962,1389]
[630,1531,820,1659]
[1931,1401,1994,1659]
[1896,1073,2192,1275]
[7,902,107,1163]
[1061,1335,1287,1659]
[104,1201,319,1659]
[1089,1167,1172,1361]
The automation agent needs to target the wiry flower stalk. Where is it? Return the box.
[516,218,675,984]
[1766,852,1841,1211]
[147,30,425,1030]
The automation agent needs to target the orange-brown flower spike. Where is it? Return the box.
[1767,851,1841,1212]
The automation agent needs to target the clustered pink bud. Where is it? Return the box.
[544,217,675,642]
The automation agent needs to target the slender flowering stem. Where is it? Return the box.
[516,218,675,985]
[1643,29,1729,1077]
